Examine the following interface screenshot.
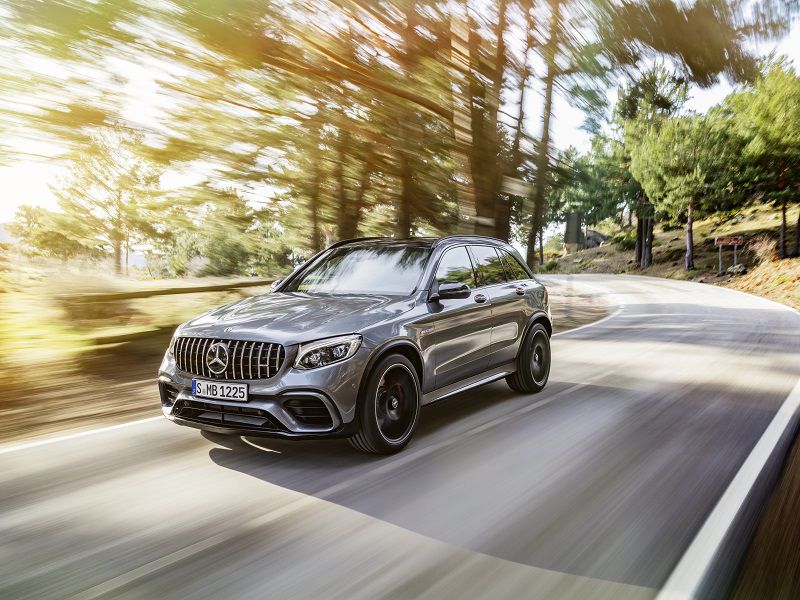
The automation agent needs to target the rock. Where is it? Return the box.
[585,229,608,249]
[573,258,583,264]
[671,236,680,242]
[727,263,747,275]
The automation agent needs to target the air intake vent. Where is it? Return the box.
[173,399,286,431]
[159,381,179,405]
[284,396,334,429]
[175,338,285,380]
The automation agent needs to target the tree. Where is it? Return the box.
[8,205,91,262]
[728,62,800,258]
[524,0,794,267]
[629,112,742,269]
[51,126,163,274]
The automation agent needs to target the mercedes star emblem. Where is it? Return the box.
[205,342,230,375]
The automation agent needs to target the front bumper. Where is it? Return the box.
[158,345,370,438]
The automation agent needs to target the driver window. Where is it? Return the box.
[435,246,476,288]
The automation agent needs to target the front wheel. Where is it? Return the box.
[506,323,551,394]
[349,354,421,454]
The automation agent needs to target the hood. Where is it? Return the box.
[178,292,415,346]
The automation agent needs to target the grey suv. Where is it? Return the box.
[158,236,551,454]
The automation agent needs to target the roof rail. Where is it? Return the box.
[432,234,509,246]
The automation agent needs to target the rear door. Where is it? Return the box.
[428,245,494,389]
[469,245,530,368]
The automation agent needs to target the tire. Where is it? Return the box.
[506,323,551,394]
[349,354,421,454]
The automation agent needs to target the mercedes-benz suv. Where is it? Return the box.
[158,235,552,454]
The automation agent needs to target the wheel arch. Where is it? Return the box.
[528,311,552,338]
[360,339,424,395]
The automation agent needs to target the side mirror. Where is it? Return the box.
[430,282,471,302]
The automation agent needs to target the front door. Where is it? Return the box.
[427,245,494,389]
[469,245,528,367]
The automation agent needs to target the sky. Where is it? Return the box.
[0,18,798,224]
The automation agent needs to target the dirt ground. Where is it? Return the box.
[731,430,800,600]
[549,204,800,311]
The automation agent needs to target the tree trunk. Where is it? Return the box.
[467,17,494,237]
[634,204,643,266]
[685,200,695,270]
[112,239,122,276]
[397,154,413,238]
[496,3,535,242]
[794,204,800,257]
[309,169,322,253]
[644,214,654,268]
[308,111,323,253]
[526,0,560,268]
[539,229,544,265]
[779,198,787,259]
[396,1,417,239]
[334,127,353,241]
[449,2,477,233]
[339,153,373,240]
[482,0,508,239]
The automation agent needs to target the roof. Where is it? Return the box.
[330,235,511,250]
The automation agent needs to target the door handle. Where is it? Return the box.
[474,293,487,304]
[515,286,526,295]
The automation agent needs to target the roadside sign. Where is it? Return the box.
[714,236,744,246]
[714,236,744,274]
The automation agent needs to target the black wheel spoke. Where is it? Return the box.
[374,364,417,443]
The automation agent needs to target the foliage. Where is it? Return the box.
[726,62,800,257]
[0,0,797,274]
[611,230,637,251]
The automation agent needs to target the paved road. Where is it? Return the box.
[2,275,799,600]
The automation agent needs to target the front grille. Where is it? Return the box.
[173,399,286,431]
[284,396,334,428]
[175,337,285,380]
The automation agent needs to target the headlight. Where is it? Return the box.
[295,334,362,369]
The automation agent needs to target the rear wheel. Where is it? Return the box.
[349,354,420,454]
[506,323,550,394]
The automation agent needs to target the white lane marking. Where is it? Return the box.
[0,417,162,456]
[656,375,800,600]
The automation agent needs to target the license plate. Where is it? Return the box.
[192,379,248,402]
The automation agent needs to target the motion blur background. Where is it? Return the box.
[0,0,798,441]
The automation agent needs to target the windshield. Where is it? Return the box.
[283,245,430,295]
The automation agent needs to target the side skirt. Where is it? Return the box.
[422,362,516,406]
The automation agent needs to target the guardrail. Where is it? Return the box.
[59,278,276,304]
[58,278,277,345]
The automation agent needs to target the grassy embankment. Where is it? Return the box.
[544,203,800,310]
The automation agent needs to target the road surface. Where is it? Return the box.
[2,275,799,600]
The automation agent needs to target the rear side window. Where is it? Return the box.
[470,246,508,286]
[501,250,530,281]
[435,246,476,287]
